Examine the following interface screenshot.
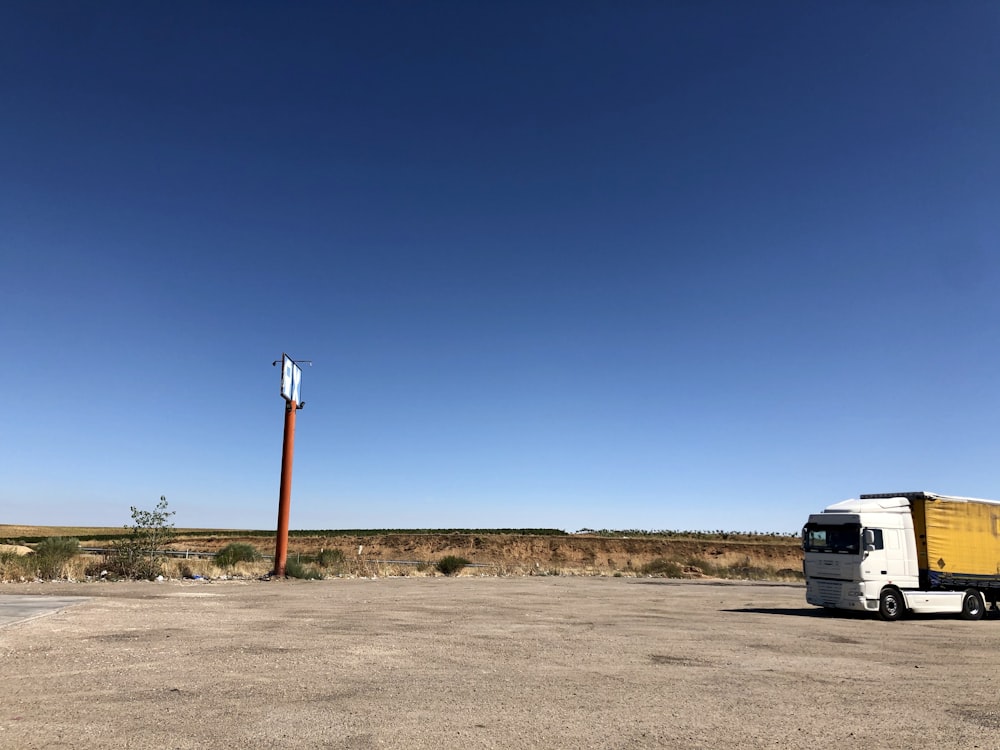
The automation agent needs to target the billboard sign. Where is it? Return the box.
[280,353,302,403]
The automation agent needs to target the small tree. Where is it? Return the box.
[107,496,176,579]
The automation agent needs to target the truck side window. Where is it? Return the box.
[867,529,884,550]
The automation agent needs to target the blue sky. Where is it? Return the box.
[2,2,999,533]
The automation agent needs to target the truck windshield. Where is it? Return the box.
[803,522,861,554]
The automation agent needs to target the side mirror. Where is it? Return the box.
[863,529,875,552]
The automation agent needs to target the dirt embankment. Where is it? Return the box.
[173,533,804,576]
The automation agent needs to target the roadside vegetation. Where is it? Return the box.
[106,496,176,579]
[30,537,81,579]
[1,537,85,581]
[2,525,802,544]
[436,555,471,576]
[214,543,261,569]
[639,555,803,581]
[1,517,804,582]
[274,548,343,580]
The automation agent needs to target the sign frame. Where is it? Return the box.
[280,353,303,403]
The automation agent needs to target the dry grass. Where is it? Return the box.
[0,550,800,583]
[0,550,440,582]
[0,525,237,540]
[0,544,33,555]
[0,551,92,582]
[166,558,272,579]
[0,552,28,581]
[162,558,441,580]
[0,525,129,539]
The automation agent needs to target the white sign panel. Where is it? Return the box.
[280,354,303,403]
[291,361,302,404]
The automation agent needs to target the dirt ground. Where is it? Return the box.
[2,577,999,749]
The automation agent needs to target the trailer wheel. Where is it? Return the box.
[961,589,985,621]
[878,588,905,621]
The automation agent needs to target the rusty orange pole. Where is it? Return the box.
[273,399,298,577]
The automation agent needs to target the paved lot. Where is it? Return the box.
[2,577,1000,749]
[0,595,89,629]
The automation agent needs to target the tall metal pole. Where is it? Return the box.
[274,399,298,577]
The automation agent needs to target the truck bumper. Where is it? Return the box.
[805,579,873,611]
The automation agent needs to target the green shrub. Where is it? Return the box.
[436,555,471,576]
[316,548,345,568]
[722,564,778,581]
[679,557,716,577]
[640,558,685,578]
[34,537,80,556]
[284,560,323,580]
[214,543,261,568]
[30,537,80,579]
[775,567,805,581]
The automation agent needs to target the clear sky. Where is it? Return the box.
[3,2,999,533]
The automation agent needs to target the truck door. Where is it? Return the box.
[863,528,887,578]
[864,528,908,578]
[882,529,908,578]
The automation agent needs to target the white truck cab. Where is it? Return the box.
[803,493,989,620]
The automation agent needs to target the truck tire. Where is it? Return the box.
[961,589,985,621]
[878,588,905,621]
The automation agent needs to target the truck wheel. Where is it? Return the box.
[878,588,905,621]
[961,589,985,621]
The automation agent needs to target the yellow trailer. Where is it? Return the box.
[911,493,1000,590]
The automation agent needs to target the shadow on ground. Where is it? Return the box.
[723,606,869,618]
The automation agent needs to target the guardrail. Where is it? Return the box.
[80,547,237,560]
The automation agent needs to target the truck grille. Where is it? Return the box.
[816,579,842,604]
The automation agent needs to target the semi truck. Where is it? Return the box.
[802,491,1000,621]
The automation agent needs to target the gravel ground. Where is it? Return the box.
[2,577,999,749]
